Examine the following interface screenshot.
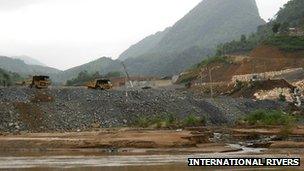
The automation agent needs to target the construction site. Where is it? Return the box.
[1,49,304,169]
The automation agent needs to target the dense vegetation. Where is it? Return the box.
[275,0,304,28]
[216,0,304,55]
[264,35,304,51]
[0,68,23,86]
[243,110,295,126]
[217,34,304,55]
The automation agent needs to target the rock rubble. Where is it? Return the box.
[0,87,284,132]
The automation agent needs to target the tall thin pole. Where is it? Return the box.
[208,67,213,99]
[121,62,133,88]
[200,68,203,85]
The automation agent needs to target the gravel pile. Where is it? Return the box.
[0,87,284,133]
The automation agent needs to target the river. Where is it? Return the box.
[0,145,301,171]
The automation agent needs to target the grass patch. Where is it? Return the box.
[133,113,178,128]
[244,110,295,126]
[133,113,205,128]
[135,116,151,128]
[183,114,205,127]
[195,56,229,68]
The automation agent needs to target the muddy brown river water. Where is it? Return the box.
[0,128,303,171]
[0,152,302,171]
[3,165,303,171]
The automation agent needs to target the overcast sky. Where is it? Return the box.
[0,0,290,70]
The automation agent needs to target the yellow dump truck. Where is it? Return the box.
[87,79,113,90]
[30,76,51,89]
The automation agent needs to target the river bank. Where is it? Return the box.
[0,127,303,170]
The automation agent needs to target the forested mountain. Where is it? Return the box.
[115,0,265,76]
[275,0,304,28]
[0,56,61,76]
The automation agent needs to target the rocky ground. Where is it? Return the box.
[0,86,285,133]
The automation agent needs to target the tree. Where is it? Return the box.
[279,22,290,34]
[272,23,281,33]
[240,35,246,43]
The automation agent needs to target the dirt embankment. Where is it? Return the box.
[231,126,304,156]
[236,45,304,79]
[190,45,304,83]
